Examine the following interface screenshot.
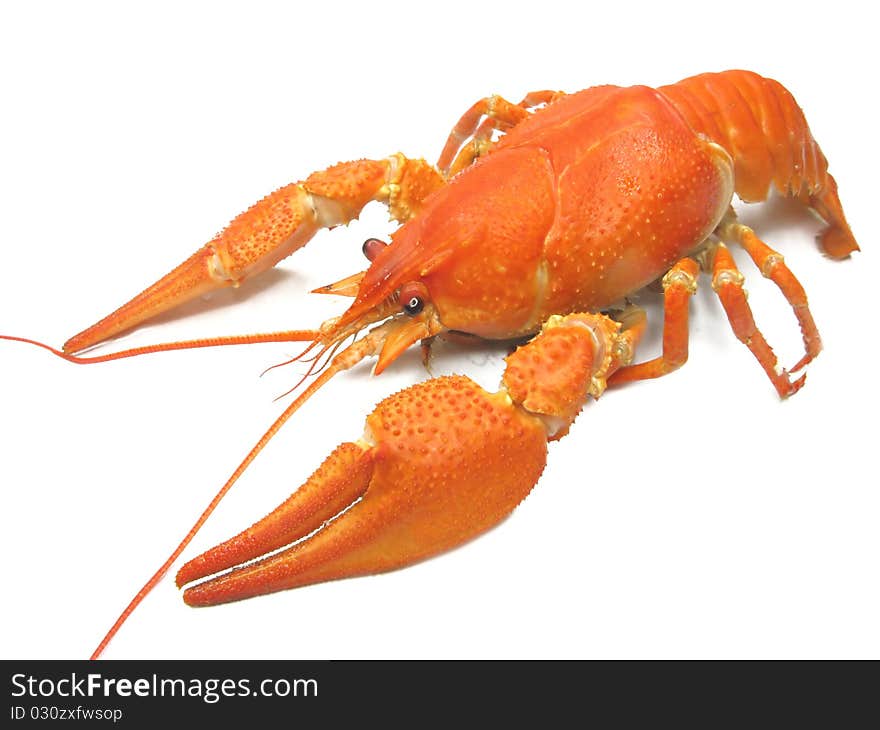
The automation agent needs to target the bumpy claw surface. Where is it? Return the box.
[177,313,637,606]
[63,155,443,353]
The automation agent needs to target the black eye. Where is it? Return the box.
[403,295,423,315]
[362,237,387,262]
[398,281,429,316]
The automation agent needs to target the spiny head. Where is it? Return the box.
[312,187,482,375]
[315,225,448,376]
[317,145,559,375]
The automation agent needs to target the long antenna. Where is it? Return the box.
[0,330,319,364]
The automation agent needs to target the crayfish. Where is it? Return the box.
[1,70,858,658]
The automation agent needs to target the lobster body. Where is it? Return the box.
[370,83,734,339]
[1,70,858,657]
[56,70,857,361]
[360,71,854,346]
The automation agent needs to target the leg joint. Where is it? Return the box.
[711,268,745,293]
[760,252,785,278]
[662,266,698,294]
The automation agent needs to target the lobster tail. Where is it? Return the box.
[658,70,858,258]
[658,70,816,201]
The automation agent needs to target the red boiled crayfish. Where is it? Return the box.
[1,70,858,658]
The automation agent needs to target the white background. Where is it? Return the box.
[1,1,876,659]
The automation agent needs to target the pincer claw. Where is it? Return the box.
[63,156,443,353]
[178,375,549,605]
[177,313,641,606]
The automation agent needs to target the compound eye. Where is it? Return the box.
[362,237,387,262]
[399,281,428,316]
[403,295,423,316]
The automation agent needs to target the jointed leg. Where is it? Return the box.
[717,217,820,372]
[608,257,700,386]
[437,90,564,178]
[608,244,807,398]
[709,243,805,398]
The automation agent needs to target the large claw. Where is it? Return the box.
[176,312,641,605]
[63,155,443,353]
